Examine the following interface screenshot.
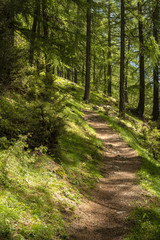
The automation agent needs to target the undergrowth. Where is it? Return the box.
[0,76,103,239]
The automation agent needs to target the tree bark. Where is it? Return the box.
[152,0,159,120]
[93,55,96,88]
[103,50,107,94]
[84,0,92,103]
[107,0,112,96]
[104,64,107,95]
[119,0,125,118]
[42,0,50,74]
[53,65,55,74]
[57,66,60,76]
[36,0,41,74]
[125,40,130,103]
[74,68,78,83]
[10,0,14,47]
[67,68,71,80]
[29,3,38,66]
[82,64,85,84]
[74,6,80,84]
[137,2,145,119]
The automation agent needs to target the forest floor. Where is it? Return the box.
[68,110,150,240]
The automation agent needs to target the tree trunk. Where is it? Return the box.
[53,65,55,74]
[84,0,92,103]
[67,68,71,80]
[107,0,112,96]
[119,0,125,118]
[61,67,64,78]
[57,66,60,76]
[29,3,38,66]
[125,40,130,103]
[72,68,74,81]
[93,55,96,88]
[74,6,79,84]
[152,0,159,121]
[137,2,145,119]
[74,68,78,83]
[82,64,85,84]
[36,0,41,74]
[5,0,15,79]
[104,64,107,95]
[10,0,14,47]
[103,50,107,94]
[42,0,50,74]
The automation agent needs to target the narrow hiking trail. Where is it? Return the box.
[68,110,149,240]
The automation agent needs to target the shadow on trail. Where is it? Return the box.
[69,111,148,240]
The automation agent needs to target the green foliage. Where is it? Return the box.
[125,205,160,240]
[0,0,27,92]
[142,123,160,160]
[146,36,160,66]
[0,135,73,240]
[0,73,65,152]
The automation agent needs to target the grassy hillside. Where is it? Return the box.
[0,74,160,240]
[0,76,104,240]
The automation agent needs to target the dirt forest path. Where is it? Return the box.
[68,110,149,240]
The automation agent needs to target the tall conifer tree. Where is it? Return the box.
[152,0,159,120]
[137,1,145,118]
[119,0,125,118]
[84,0,92,103]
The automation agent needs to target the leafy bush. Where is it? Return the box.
[142,124,160,161]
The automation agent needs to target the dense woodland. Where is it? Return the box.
[0,0,160,239]
[1,0,160,119]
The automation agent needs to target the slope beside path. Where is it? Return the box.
[68,110,149,240]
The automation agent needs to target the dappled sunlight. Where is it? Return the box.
[69,111,150,240]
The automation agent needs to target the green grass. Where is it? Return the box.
[0,137,74,240]
[0,76,104,239]
[56,78,103,193]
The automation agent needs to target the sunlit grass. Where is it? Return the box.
[0,76,105,239]
[58,78,103,193]
[0,138,77,239]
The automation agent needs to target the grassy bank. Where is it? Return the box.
[0,77,103,240]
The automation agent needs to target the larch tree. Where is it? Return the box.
[84,0,92,103]
[107,0,112,96]
[42,0,50,74]
[124,39,130,103]
[152,0,159,120]
[137,0,145,119]
[29,0,40,66]
[119,0,125,118]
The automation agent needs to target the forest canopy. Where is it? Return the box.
[0,0,159,120]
